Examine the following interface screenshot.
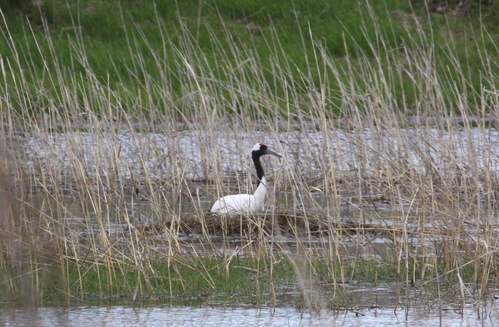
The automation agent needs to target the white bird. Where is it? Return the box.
[210,143,281,214]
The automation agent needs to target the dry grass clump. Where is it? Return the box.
[1,8,499,311]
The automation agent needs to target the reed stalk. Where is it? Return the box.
[0,2,498,312]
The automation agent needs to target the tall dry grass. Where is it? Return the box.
[1,6,499,312]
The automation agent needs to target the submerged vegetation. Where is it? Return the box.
[1,0,499,314]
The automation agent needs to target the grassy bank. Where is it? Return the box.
[1,0,499,116]
[1,0,499,311]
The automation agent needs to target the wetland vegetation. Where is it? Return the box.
[1,0,499,322]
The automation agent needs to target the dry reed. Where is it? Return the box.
[1,6,499,312]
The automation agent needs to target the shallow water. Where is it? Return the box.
[22,124,499,181]
[2,282,498,327]
[1,303,497,327]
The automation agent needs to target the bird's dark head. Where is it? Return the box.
[251,143,281,158]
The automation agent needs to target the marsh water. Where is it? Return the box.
[9,124,499,326]
[2,288,498,327]
[0,306,490,327]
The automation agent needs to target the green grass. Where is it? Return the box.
[2,0,499,116]
[0,255,489,306]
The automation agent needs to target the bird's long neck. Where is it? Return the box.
[252,152,268,212]
[252,154,264,186]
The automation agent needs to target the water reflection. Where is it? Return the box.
[0,303,497,327]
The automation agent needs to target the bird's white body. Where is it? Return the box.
[210,177,267,214]
[210,143,280,215]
